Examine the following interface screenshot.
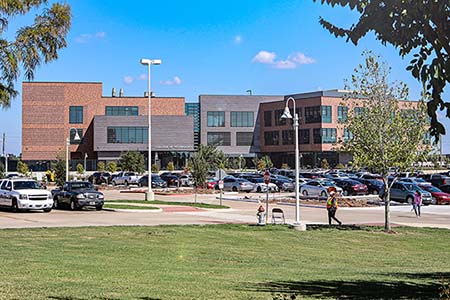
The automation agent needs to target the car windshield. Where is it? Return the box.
[321,181,335,187]
[71,182,93,190]
[13,181,41,190]
[422,185,441,193]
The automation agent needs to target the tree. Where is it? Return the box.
[17,161,29,176]
[97,161,105,172]
[314,0,449,140]
[189,145,214,203]
[106,162,117,173]
[119,151,145,173]
[321,159,330,170]
[339,52,430,231]
[151,163,159,173]
[167,161,175,172]
[0,1,71,108]
[76,163,84,177]
[255,155,273,171]
[52,154,66,187]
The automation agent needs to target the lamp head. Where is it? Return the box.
[140,58,162,65]
[280,106,293,119]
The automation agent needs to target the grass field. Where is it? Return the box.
[106,199,229,209]
[103,204,160,210]
[1,225,449,300]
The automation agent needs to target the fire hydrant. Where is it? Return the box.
[256,205,266,226]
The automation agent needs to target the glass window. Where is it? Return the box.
[338,106,348,123]
[322,128,337,143]
[207,111,225,127]
[207,132,231,146]
[321,106,332,123]
[236,132,253,146]
[264,111,272,127]
[354,107,366,116]
[282,130,294,145]
[70,129,83,145]
[107,127,148,144]
[274,109,287,126]
[343,128,353,142]
[69,106,83,124]
[313,128,321,144]
[299,129,310,144]
[105,106,139,116]
[231,112,254,127]
[264,131,279,145]
[305,106,321,124]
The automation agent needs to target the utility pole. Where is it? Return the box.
[2,133,7,174]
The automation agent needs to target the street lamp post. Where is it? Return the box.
[66,128,81,182]
[140,58,162,201]
[281,97,303,227]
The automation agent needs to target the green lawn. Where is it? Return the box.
[0,225,449,300]
[103,204,160,210]
[106,199,229,209]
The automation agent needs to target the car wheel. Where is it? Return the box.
[53,197,59,209]
[112,181,116,186]
[70,200,78,211]
[320,191,327,197]
[96,205,103,211]
[232,186,238,192]
[43,208,52,213]
[302,190,308,196]
[124,180,129,187]
[406,196,414,205]
[372,190,379,195]
[11,199,19,212]
[343,190,349,196]
[257,186,262,193]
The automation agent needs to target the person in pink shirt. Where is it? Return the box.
[413,190,422,217]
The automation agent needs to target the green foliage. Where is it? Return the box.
[76,163,84,175]
[119,151,145,173]
[255,155,274,171]
[321,159,330,170]
[335,163,345,169]
[106,161,117,173]
[0,1,71,108]
[280,163,290,170]
[151,163,159,173]
[97,161,105,172]
[167,161,175,172]
[188,144,226,189]
[17,161,29,176]
[315,0,449,140]
[52,154,66,187]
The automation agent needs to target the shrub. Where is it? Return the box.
[167,161,175,172]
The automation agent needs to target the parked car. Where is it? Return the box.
[353,178,385,196]
[428,174,450,188]
[138,175,168,188]
[0,178,53,212]
[51,181,104,210]
[390,182,432,204]
[420,185,450,205]
[300,180,343,197]
[112,172,141,186]
[333,178,368,196]
[88,172,111,184]
[159,173,180,187]
[247,177,279,193]
[206,178,217,189]
[438,184,450,194]
[179,174,194,186]
[397,177,431,187]
[216,176,255,192]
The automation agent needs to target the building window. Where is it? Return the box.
[264,111,272,127]
[105,106,139,116]
[322,128,337,143]
[282,130,294,145]
[343,128,353,142]
[354,107,366,117]
[231,111,254,127]
[207,111,225,127]
[69,106,83,124]
[264,131,279,145]
[107,127,148,144]
[236,132,253,146]
[305,106,321,124]
[207,132,231,146]
[70,129,83,145]
[299,129,310,144]
[274,109,287,126]
[338,106,348,123]
[321,106,332,123]
[313,128,321,144]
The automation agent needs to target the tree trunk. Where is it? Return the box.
[194,186,197,203]
[384,176,391,232]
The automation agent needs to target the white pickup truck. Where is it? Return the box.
[111,172,141,186]
[0,178,53,212]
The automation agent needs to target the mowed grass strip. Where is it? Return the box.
[103,204,160,210]
[107,199,229,209]
[0,225,449,300]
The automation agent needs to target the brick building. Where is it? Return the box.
[22,82,194,170]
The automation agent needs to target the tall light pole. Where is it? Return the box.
[66,128,81,182]
[140,58,162,201]
[281,97,301,226]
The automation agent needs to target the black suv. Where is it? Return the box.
[88,172,111,184]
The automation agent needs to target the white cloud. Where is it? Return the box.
[138,74,147,81]
[252,50,316,69]
[289,52,316,65]
[75,31,106,44]
[234,35,243,44]
[252,50,276,64]
[160,76,182,86]
[123,76,134,85]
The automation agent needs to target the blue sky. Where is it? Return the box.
[1,0,448,155]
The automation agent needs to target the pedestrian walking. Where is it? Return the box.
[413,190,422,217]
[326,191,342,225]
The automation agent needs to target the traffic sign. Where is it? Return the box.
[264,171,270,184]
[218,180,224,189]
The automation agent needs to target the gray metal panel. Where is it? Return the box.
[198,95,283,155]
[93,115,194,152]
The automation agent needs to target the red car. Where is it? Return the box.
[206,179,217,189]
[421,185,450,205]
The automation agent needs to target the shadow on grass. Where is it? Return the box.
[48,297,160,300]
[245,279,441,299]
[305,224,373,231]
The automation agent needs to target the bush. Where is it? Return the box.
[167,161,175,172]
[17,161,29,176]
[335,163,345,169]
[280,163,290,169]
[106,161,117,173]
[76,163,84,176]
[97,161,105,172]
[322,159,330,170]
[152,164,159,173]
